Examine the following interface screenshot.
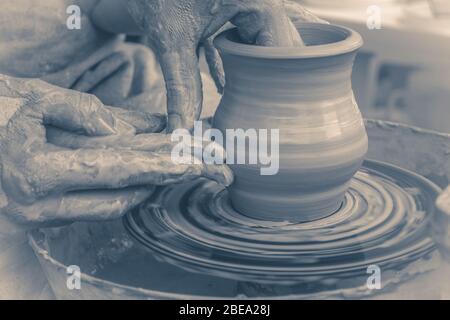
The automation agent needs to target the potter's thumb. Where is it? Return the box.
[36,88,121,136]
[106,106,166,134]
[191,134,227,163]
[2,76,120,136]
[202,164,234,187]
[158,49,203,133]
[256,9,304,47]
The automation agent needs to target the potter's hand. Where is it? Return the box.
[204,0,327,93]
[0,75,232,232]
[126,0,321,132]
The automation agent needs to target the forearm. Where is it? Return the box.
[91,0,143,35]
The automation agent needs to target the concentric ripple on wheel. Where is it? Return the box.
[125,160,441,286]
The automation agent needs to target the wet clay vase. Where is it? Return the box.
[213,23,368,222]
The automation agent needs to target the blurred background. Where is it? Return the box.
[294,0,450,133]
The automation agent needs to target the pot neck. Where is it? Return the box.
[221,51,358,101]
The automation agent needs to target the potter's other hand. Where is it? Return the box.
[0,75,232,232]
[204,0,327,93]
[126,0,320,132]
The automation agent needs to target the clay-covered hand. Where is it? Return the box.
[126,0,322,132]
[0,75,232,234]
[204,0,327,93]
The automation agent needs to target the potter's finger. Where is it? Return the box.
[203,3,237,39]
[231,3,302,46]
[286,19,305,47]
[105,106,166,134]
[203,163,233,187]
[20,83,121,136]
[158,48,203,132]
[10,148,233,199]
[47,128,175,152]
[72,52,129,93]
[284,1,329,24]
[6,186,154,226]
[204,38,225,94]
[253,10,303,46]
[57,186,154,222]
[47,129,227,164]
[39,92,118,136]
[205,6,261,45]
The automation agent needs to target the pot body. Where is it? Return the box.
[213,24,368,222]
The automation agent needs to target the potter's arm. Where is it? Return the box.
[91,0,143,35]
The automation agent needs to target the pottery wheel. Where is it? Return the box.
[124,160,441,285]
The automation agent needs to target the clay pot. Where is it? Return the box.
[212,23,368,222]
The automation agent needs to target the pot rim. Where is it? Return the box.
[214,22,363,59]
